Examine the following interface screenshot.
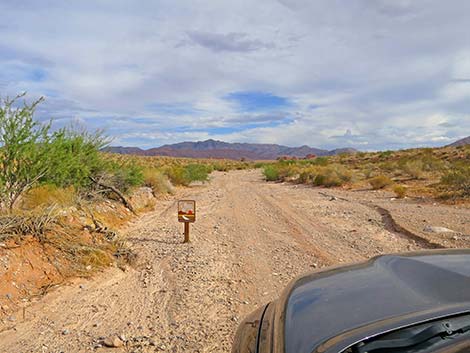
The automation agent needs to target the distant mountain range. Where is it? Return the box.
[447,136,470,147]
[104,139,358,160]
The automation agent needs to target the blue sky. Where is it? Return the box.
[1,0,470,150]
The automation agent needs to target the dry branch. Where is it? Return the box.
[89,176,136,214]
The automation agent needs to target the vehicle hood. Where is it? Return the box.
[280,250,470,353]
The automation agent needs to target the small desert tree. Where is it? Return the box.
[0,94,50,211]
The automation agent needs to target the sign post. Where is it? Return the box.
[178,200,196,243]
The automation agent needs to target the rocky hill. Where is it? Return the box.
[103,139,358,160]
[447,136,470,147]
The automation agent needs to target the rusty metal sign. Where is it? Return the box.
[178,200,196,223]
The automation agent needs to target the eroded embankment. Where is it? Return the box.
[0,187,156,328]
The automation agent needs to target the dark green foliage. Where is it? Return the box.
[185,164,210,182]
[263,165,280,181]
[44,128,109,188]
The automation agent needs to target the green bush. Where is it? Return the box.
[263,165,280,181]
[185,164,210,183]
[166,164,210,186]
[109,163,144,192]
[44,128,109,188]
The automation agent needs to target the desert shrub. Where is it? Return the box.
[298,169,316,184]
[420,154,445,172]
[166,166,189,186]
[310,157,329,166]
[393,185,407,198]
[166,164,210,186]
[369,175,393,190]
[440,165,470,197]
[379,151,393,159]
[211,162,228,172]
[185,164,210,182]
[396,154,445,180]
[143,169,174,195]
[263,165,280,181]
[0,93,113,210]
[313,170,343,187]
[362,165,374,179]
[22,185,76,209]
[402,160,424,179]
[380,161,397,172]
[107,163,145,192]
[312,165,352,187]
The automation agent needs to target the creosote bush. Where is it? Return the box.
[0,93,152,212]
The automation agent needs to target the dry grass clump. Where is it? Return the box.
[143,169,174,195]
[312,165,353,187]
[401,160,425,180]
[22,185,77,210]
[440,164,470,198]
[0,208,58,241]
[369,175,393,190]
[393,185,408,198]
[77,247,114,269]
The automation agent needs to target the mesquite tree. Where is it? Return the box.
[0,93,50,211]
[0,93,142,212]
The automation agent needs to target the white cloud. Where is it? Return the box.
[0,0,469,150]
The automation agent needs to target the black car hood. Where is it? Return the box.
[281,250,470,353]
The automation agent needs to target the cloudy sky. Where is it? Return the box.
[1,0,469,150]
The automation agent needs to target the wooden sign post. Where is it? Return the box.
[178,200,196,243]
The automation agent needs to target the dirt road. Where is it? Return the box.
[1,169,468,353]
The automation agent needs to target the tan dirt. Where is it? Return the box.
[1,169,469,353]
